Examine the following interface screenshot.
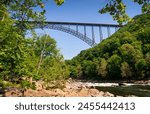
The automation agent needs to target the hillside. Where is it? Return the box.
[66,13,150,80]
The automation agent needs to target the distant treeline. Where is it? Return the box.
[66,13,150,80]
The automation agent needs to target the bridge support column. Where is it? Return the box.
[107,26,111,37]
[76,25,78,33]
[92,26,95,44]
[68,24,70,29]
[115,27,118,32]
[99,26,103,42]
[84,25,86,37]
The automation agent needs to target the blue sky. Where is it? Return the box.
[35,0,142,60]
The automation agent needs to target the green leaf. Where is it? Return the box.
[54,0,64,6]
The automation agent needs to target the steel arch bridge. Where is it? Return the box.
[29,21,122,47]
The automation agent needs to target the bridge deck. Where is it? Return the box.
[28,21,122,27]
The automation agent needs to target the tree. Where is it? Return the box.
[119,44,143,64]
[107,54,122,79]
[135,59,147,78]
[121,62,132,78]
[97,58,108,79]
[0,0,64,30]
[99,0,150,24]
[1,0,64,21]
[26,34,69,81]
[38,56,69,82]
[0,14,27,80]
[34,34,58,74]
[145,53,150,77]
[0,3,8,21]
[81,60,97,79]
[0,0,69,88]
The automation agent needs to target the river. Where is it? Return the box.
[96,85,150,97]
[70,80,150,97]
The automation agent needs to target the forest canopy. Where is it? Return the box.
[66,13,150,80]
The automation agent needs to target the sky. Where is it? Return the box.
[35,0,142,60]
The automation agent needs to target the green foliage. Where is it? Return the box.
[145,53,150,77]
[35,35,58,57]
[97,58,108,79]
[69,67,78,78]
[107,55,122,79]
[24,34,70,83]
[20,80,33,89]
[81,60,97,79]
[0,79,18,89]
[0,0,64,31]
[143,44,150,54]
[101,38,121,56]
[0,14,69,89]
[1,0,64,21]
[0,15,27,79]
[69,64,82,78]
[99,0,150,24]
[67,13,150,80]
[121,62,132,78]
[39,56,69,82]
[133,0,150,13]
[54,0,64,6]
[119,44,134,62]
[137,28,150,44]
[99,0,130,24]
[135,59,147,78]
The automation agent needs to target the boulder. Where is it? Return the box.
[4,88,23,97]
[103,92,114,97]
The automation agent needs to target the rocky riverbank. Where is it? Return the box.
[3,80,115,97]
[1,79,150,97]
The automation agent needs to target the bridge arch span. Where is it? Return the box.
[42,24,96,46]
[30,21,122,47]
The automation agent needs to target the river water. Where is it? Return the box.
[70,81,150,97]
[96,85,150,97]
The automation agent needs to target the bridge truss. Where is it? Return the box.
[30,21,122,47]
